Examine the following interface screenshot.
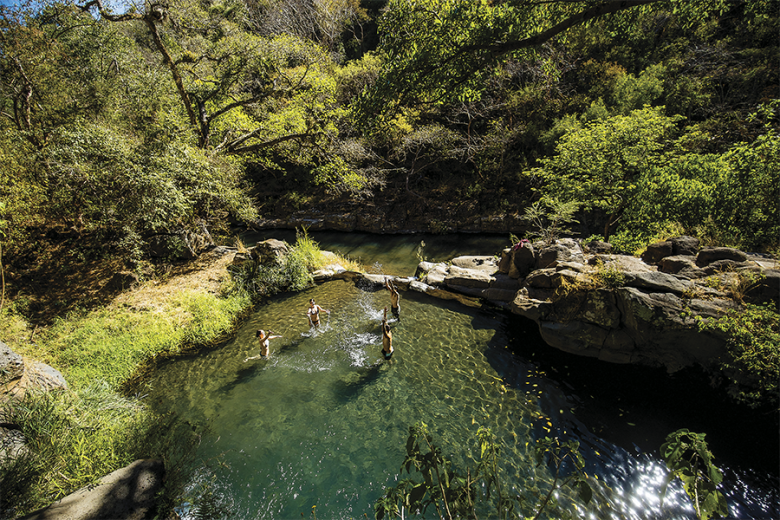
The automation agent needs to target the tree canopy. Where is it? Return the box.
[355,0,741,122]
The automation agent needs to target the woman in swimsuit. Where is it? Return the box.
[245,329,282,361]
[307,299,330,327]
[381,307,393,360]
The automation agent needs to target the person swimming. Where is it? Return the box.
[307,299,330,327]
[381,307,393,360]
[245,329,282,361]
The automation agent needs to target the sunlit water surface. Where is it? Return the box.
[142,232,778,519]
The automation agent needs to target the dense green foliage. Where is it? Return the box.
[696,303,780,408]
[532,104,778,252]
[1,0,777,264]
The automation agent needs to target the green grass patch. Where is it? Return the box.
[0,284,251,517]
[0,382,200,517]
[33,290,251,391]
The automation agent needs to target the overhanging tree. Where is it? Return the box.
[355,0,738,123]
[78,0,340,155]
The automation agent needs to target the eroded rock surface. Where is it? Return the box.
[355,237,778,373]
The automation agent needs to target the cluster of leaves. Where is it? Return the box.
[375,422,592,520]
[0,0,380,264]
[660,429,728,520]
[593,259,626,289]
[530,103,779,253]
[521,198,580,246]
[228,252,311,302]
[695,303,780,408]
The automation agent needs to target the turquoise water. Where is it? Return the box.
[143,232,778,519]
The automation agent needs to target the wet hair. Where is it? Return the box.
[256,329,265,338]
[309,299,315,304]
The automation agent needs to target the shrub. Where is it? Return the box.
[593,259,626,288]
[696,303,779,408]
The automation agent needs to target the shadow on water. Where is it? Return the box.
[496,305,780,518]
[218,337,311,394]
[332,363,384,404]
[503,312,779,475]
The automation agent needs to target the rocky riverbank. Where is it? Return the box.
[304,236,778,374]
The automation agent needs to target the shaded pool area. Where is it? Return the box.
[142,232,778,519]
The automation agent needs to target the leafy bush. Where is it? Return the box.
[696,303,780,408]
[521,198,580,245]
[593,259,626,288]
[660,429,728,520]
[375,423,593,520]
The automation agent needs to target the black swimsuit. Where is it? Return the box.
[310,307,320,325]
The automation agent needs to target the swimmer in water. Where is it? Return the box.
[385,278,400,321]
[381,307,393,360]
[307,299,330,328]
[244,329,282,361]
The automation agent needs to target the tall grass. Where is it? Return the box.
[0,282,252,517]
[33,290,251,390]
[0,233,360,517]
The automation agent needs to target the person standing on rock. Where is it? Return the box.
[307,299,330,328]
[385,278,400,320]
[381,307,394,360]
[245,329,282,361]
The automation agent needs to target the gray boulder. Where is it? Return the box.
[659,255,697,275]
[445,266,494,289]
[584,240,612,254]
[625,271,694,295]
[702,259,756,275]
[696,247,748,266]
[1,342,67,398]
[536,239,583,269]
[510,244,536,278]
[254,239,289,265]
[450,256,498,272]
[497,248,513,274]
[670,236,700,256]
[745,269,780,305]
[641,241,673,265]
[1,342,24,385]
[21,459,164,520]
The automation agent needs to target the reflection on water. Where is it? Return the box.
[241,229,510,276]
[145,233,777,519]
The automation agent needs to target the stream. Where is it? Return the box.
[141,231,778,519]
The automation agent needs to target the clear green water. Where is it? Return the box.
[147,282,554,518]
[144,232,778,519]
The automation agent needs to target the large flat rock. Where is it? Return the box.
[21,459,164,520]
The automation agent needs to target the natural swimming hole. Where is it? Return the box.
[142,232,778,519]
